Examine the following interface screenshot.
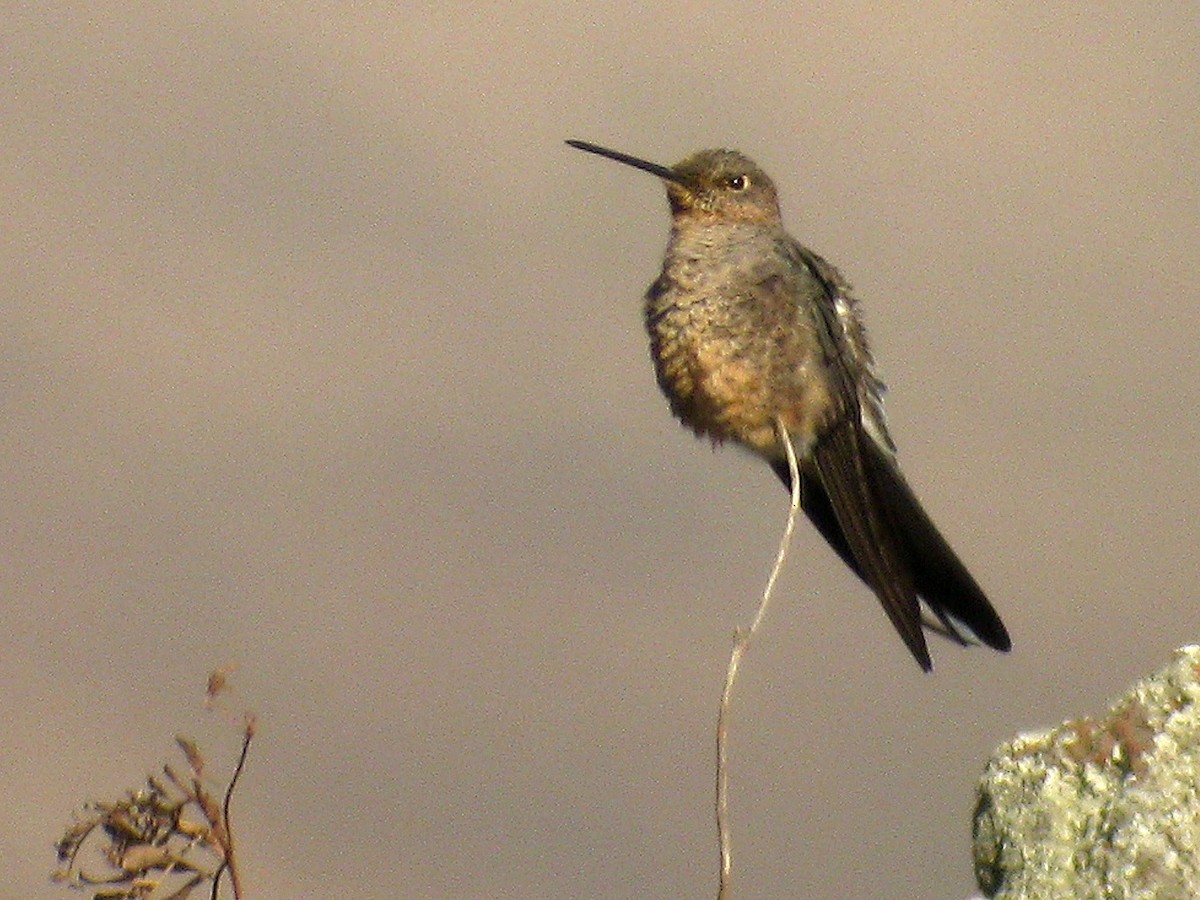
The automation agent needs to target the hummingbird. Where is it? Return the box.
[566,139,1010,671]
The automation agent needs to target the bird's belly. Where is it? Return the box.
[651,325,833,458]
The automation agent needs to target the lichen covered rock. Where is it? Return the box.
[974,645,1200,899]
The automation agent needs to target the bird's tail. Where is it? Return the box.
[773,421,1011,671]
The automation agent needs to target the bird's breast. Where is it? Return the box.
[644,247,840,458]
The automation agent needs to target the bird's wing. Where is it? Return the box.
[774,239,1009,667]
[788,244,895,455]
[776,239,931,669]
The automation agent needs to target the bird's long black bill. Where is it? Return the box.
[565,140,686,185]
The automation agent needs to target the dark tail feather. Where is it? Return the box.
[772,463,865,584]
[771,426,1010,670]
[859,440,1011,654]
[810,420,931,670]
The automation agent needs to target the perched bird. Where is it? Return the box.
[567,139,1010,671]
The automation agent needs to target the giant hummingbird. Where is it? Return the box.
[566,139,1010,671]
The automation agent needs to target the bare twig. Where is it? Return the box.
[716,420,801,899]
[212,716,255,900]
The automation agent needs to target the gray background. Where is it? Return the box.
[4,4,1198,898]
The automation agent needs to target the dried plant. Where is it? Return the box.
[54,672,255,900]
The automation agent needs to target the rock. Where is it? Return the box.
[974,645,1200,899]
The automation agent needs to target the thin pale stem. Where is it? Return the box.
[716,421,802,899]
[212,720,254,900]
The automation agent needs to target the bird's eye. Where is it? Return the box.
[728,175,749,191]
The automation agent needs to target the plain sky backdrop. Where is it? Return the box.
[5,4,1199,898]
